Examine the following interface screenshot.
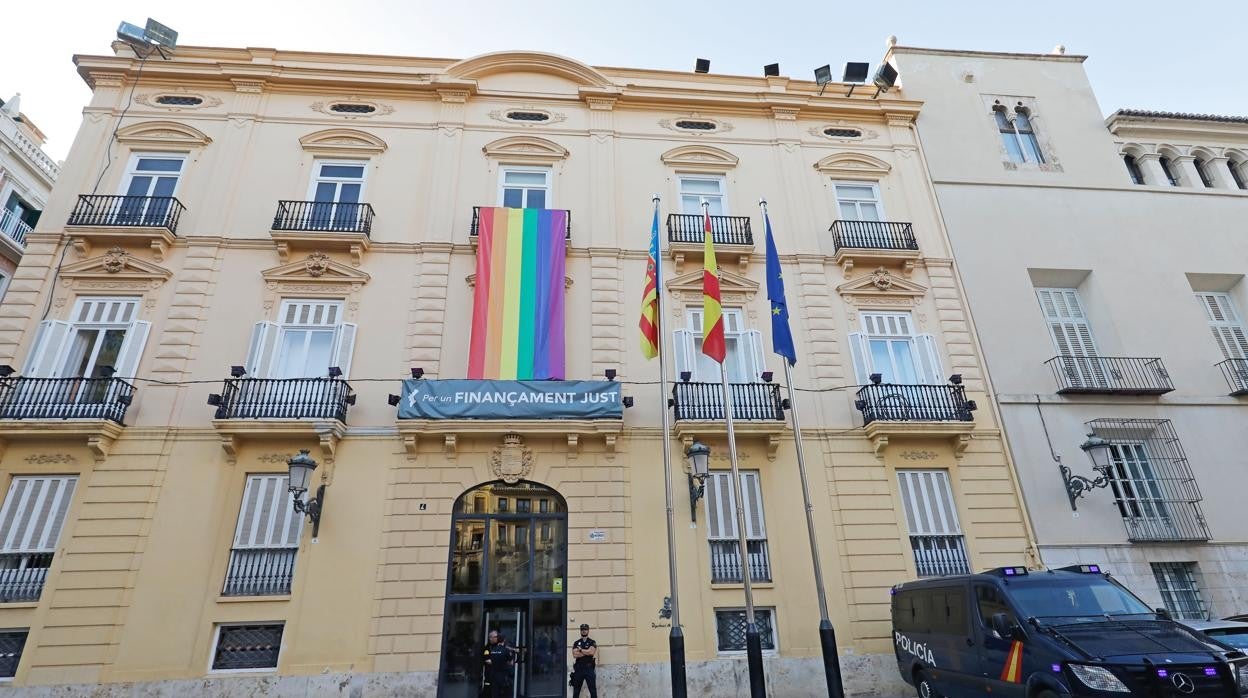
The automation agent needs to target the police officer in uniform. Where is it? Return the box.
[571,623,598,698]
[482,630,515,698]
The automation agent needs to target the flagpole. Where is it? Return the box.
[762,199,845,698]
[654,194,688,698]
[707,201,766,698]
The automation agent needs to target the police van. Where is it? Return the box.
[891,564,1248,697]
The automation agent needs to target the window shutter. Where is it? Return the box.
[332,323,358,378]
[915,334,943,384]
[1196,293,1248,360]
[244,322,281,378]
[847,332,871,385]
[0,476,77,553]
[113,320,151,378]
[743,329,765,381]
[21,320,72,377]
[1036,288,1097,357]
[704,472,738,540]
[233,475,303,550]
[740,472,766,539]
[672,329,692,378]
[897,470,962,536]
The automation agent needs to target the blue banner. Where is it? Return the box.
[398,380,623,420]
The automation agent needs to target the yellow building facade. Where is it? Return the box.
[0,44,1035,696]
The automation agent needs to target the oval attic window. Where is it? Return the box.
[675,119,717,131]
[329,103,377,114]
[507,111,550,122]
[823,128,862,138]
[155,95,203,106]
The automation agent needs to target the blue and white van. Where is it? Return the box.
[891,565,1248,697]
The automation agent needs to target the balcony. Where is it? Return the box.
[709,539,771,584]
[270,200,374,265]
[667,214,753,273]
[854,383,977,457]
[470,206,571,240]
[222,548,297,597]
[670,382,786,457]
[1045,356,1174,395]
[0,552,53,602]
[209,377,354,464]
[0,376,134,423]
[910,534,970,577]
[1217,358,1248,396]
[829,220,920,275]
[66,195,184,261]
[0,208,30,255]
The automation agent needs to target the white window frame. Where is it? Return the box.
[246,299,356,379]
[713,607,778,656]
[118,152,186,198]
[1195,292,1248,360]
[677,175,728,216]
[22,297,150,380]
[673,308,764,383]
[208,622,284,674]
[1106,442,1171,527]
[832,181,885,221]
[847,312,942,385]
[305,159,368,203]
[993,106,1045,165]
[497,166,552,209]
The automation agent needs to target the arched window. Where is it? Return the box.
[1194,158,1215,188]
[1123,155,1146,185]
[1230,160,1248,190]
[993,105,1044,164]
[1158,156,1180,186]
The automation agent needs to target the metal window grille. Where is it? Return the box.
[155,95,203,106]
[1152,562,1207,621]
[714,609,775,652]
[897,470,970,576]
[211,624,283,671]
[704,472,771,583]
[1087,418,1210,542]
[0,476,77,602]
[0,630,27,678]
[823,128,862,138]
[675,119,716,131]
[506,111,550,122]
[328,103,376,114]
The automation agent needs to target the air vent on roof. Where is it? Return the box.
[675,119,717,131]
[823,127,862,138]
[329,103,377,114]
[155,95,203,106]
[506,111,550,122]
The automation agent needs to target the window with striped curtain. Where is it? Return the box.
[897,470,970,577]
[703,471,770,583]
[1196,293,1248,359]
[1036,287,1107,389]
[0,476,77,602]
[222,475,303,596]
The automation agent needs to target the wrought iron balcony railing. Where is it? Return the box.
[0,208,30,248]
[0,552,53,602]
[830,220,918,252]
[0,377,135,423]
[67,194,185,232]
[1217,358,1248,396]
[854,383,976,424]
[671,382,785,421]
[708,539,771,583]
[470,206,571,239]
[1044,356,1174,395]
[222,548,298,597]
[910,535,970,577]
[667,214,753,246]
[209,377,355,422]
[272,200,374,235]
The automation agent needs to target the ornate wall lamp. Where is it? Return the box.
[287,449,326,537]
[685,440,711,522]
[1060,434,1114,511]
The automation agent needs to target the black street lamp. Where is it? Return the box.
[1059,434,1114,510]
[287,449,326,537]
[685,440,711,522]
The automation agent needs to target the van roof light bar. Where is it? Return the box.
[1056,564,1103,574]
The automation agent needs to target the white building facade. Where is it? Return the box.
[0,93,60,293]
[890,44,1248,620]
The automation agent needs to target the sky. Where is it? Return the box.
[4,0,1246,161]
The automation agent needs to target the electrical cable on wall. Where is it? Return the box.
[90,55,147,195]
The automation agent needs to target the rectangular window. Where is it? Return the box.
[119,153,184,225]
[833,182,883,222]
[307,160,366,229]
[245,300,356,379]
[846,312,942,385]
[497,497,508,513]
[499,167,551,209]
[1152,562,1206,621]
[22,297,150,383]
[714,608,776,653]
[994,107,1044,165]
[1195,293,1248,360]
[210,623,283,672]
[703,471,770,583]
[673,308,764,383]
[678,176,726,216]
[0,630,27,679]
[222,475,303,597]
[897,470,970,577]
[1036,287,1105,388]
[0,476,77,603]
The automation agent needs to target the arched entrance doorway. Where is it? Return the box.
[438,481,568,698]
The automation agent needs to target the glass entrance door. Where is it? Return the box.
[484,604,526,698]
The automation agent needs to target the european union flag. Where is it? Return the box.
[764,208,797,366]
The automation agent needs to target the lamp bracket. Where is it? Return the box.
[293,484,326,538]
[1059,460,1112,511]
[687,473,707,523]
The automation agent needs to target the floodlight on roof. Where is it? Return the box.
[872,62,898,98]
[814,64,832,95]
[694,58,710,74]
[144,18,178,49]
[115,18,177,59]
[842,62,870,96]
[763,63,780,77]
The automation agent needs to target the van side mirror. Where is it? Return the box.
[1156,607,1172,621]
[992,613,1025,642]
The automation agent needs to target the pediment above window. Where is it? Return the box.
[57,247,172,291]
[665,268,759,307]
[660,145,740,171]
[115,120,212,148]
[814,152,891,179]
[298,128,388,156]
[261,252,372,295]
[837,266,927,306]
[482,135,569,165]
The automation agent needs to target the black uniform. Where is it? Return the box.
[482,641,515,698]
[571,636,597,698]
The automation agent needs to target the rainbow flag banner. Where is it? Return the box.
[468,207,568,380]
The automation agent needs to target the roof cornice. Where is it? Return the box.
[887,45,1087,63]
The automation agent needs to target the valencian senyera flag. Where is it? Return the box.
[763,207,797,366]
[468,207,568,380]
[639,201,661,359]
[701,207,726,363]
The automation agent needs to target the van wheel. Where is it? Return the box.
[915,671,943,698]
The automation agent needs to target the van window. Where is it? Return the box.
[895,590,931,633]
[975,585,1018,630]
[937,588,968,635]
[1010,576,1152,621]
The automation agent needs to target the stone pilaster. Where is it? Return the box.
[425,91,469,244]
[590,251,622,380]
[408,244,452,377]
[924,259,984,393]
[150,240,222,381]
[795,257,844,386]
[585,97,617,248]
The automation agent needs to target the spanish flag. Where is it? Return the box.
[701,206,726,363]
[639,201,661,359]
[999,640,1024,683]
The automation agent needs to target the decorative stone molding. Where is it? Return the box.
[658,114,734,135]
[446,51,615,88]
[55,250,173,301]
[864,421,974,459]
[808,121,880,142]
[24,454,77,465]
[481,135,570,165]
[659,145,740,172]
[836,266,927,306]
[261,254,371,320]
[298,128,388,156]
[395,419,622,460]
[665,267,759,313]
[115,120,213,148]
[488,108,567,127]
[674,423,785,461]
[0,420,124,463]
[136,92,222,110]
[310,98,395,119]
[814,152,891,179]
[490,434,534,484]
[212,419,346,469]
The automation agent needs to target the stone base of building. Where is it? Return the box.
[2,653,910,697]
